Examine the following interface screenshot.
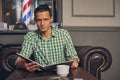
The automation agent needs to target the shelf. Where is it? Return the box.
[0,30,28,35]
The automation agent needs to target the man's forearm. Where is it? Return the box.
[16,58,26,69]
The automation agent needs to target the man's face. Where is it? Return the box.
[34,11,53,32]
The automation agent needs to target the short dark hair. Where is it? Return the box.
[34,4,52,17]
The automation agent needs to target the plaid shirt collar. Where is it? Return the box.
[36,27,56,39]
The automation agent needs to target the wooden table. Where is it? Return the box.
[6,67,97,80]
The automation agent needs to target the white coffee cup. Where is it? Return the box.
[57,65,70,76]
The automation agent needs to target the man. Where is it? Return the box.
[16,4,79,72]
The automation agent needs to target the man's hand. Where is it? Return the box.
[71,58,79,68]
[17,58,40,72]
[25,62,40,72]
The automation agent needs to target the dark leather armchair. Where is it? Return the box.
[75,46,112,80]
[0,44,112,80]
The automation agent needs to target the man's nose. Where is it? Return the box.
[41,20,45,26]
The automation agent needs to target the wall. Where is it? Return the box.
[0,0,2,21]
[0,34,24,44]
[62,0,120,80]
[66,29,120,80]
[62,0,120,27]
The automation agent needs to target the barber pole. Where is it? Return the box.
[22,0,31,25]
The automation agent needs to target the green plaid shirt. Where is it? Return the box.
[20,27,79,66]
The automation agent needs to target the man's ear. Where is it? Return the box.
[51,16,53,23]
[34,18,36,22]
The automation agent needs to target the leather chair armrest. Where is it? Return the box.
[0,44,21,72]
[74,46,112,80]
[0,44,34,72]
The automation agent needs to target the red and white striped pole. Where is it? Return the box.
[22,0,31,25]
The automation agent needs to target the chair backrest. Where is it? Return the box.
[75,46,112,80]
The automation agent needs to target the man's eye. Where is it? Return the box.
[44,19,48,21]
[36,19,41,22]
[36,19,49,22]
